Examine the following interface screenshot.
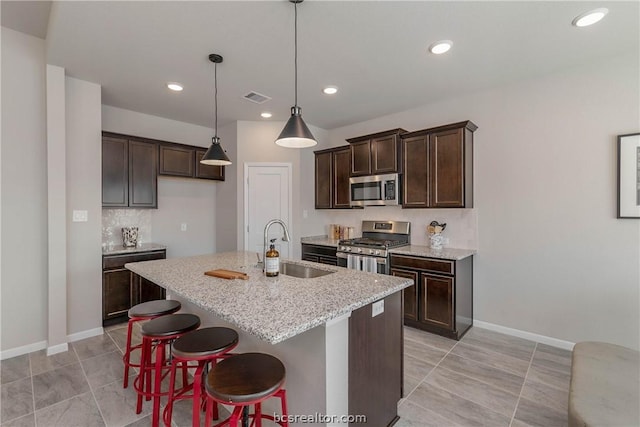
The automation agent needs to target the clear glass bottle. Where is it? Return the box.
[265,239,280,277]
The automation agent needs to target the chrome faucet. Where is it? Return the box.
[262,219,291,271]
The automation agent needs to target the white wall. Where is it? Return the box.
[233,121,329,259]
[215,121,238,252]
[46,64,68,350]
[65,76,102,336]
[317,54,640,349]
[1,28,48,352]
[101,106,219,258]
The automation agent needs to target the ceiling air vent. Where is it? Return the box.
[243,91,271,104]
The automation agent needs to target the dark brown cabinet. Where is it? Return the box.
[314,146,352,209]
[349,292,402,425]
[102,249,166,326]
[390,253,473,340]
[195,149,225,180]
[159,144,194,177]
[301,243,338,265]
[158,144,224,181]
[347,129,406,177]
[401,121,476,209]
[102,133,158,208]
[390,268,418,322]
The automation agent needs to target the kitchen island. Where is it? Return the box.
[126,251,412,427]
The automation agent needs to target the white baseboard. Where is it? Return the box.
[1,327,105,360]
[46,343,69,356]
[474,320,575,351]
[0,340,47,360]
[68,327,104,343]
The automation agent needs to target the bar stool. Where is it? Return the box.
[122,299,181,388]
[163,327,239,427]
[204,353,289,427]
[135,313,201,427]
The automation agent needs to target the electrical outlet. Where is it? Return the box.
[180,223,187,231]
[303,209,308,219]
[72,210,88,222]
[372,300,384,317]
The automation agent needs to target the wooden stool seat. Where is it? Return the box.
[135,313,201,427]
[163,327,239,427]
[141,313,201,337]
[204,353,289,427]
[122,299,181,389]
[172,327,239,359]
[205,353,285,403]
[129,299,181,318]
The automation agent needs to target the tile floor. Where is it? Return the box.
[397,326,571,427]
[0,324,572,427]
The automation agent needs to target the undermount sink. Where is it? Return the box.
[279,262,335,279]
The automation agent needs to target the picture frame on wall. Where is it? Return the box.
[617,132,640,218]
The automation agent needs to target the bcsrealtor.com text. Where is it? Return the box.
[273,413,367,423]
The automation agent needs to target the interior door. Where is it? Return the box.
[245,163,292,259]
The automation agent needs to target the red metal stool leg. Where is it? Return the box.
[279,389,289,427]
[123,319,135,388]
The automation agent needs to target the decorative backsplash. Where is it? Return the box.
[102,209,152,247]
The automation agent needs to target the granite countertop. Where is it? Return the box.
[300,235,341,248]
[125,251,412,344]
[389,245,476,260]
[102,243,167,256]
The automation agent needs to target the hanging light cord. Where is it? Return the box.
[213,61,218,140]
[294,0,298,107]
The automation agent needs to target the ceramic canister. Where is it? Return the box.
[122,227,139,247]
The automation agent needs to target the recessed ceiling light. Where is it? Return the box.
[261,112,272,118]
[323,86,338,95]
[167,82,183,92]
[428,40,453,55]
[572,8,608,27]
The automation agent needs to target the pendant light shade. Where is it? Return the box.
[201,136,231,165]
[276,106,316,148]
[275,0,317,148]
[201,53,232,166]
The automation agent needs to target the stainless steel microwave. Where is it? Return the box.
[349,173,400,207]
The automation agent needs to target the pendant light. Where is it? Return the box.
[201,53,232,165]
[275,0,317,148]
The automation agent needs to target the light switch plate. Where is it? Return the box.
[72,210,88,222]
[372,299,384,317]
[180,223,187,231]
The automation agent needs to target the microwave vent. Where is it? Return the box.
[243,91,271,104]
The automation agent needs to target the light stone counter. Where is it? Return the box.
[300,235,341,248]
[125,251,411,344]
[102,242,166,256]
[390,245,476,260]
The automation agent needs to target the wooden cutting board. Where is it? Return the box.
[204,269,249,280]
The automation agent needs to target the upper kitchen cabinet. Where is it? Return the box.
[159,144,194,177]
[346,129,406,176]
[195,149,225,181]
[102,133,158,208]
[158,143,225,181]
[401,121,477,208]
[314,146,352,209]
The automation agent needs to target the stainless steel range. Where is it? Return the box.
[337,220,411,274]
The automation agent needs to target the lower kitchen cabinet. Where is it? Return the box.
[390,254,473,339]
[102,249,166,326]
[301,243,338,266]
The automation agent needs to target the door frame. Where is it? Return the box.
[243,162,294,254]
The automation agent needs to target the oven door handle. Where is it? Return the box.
[336,252,386,264]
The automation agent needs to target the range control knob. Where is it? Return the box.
[357,248,362,253]
[375,250,381,256]
[369,249,375,255]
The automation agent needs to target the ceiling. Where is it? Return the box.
[4,1,639,130]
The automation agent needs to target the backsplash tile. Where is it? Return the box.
[102,209,152,247]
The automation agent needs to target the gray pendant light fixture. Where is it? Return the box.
[275,0,317,148]
[201,53,232,166]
